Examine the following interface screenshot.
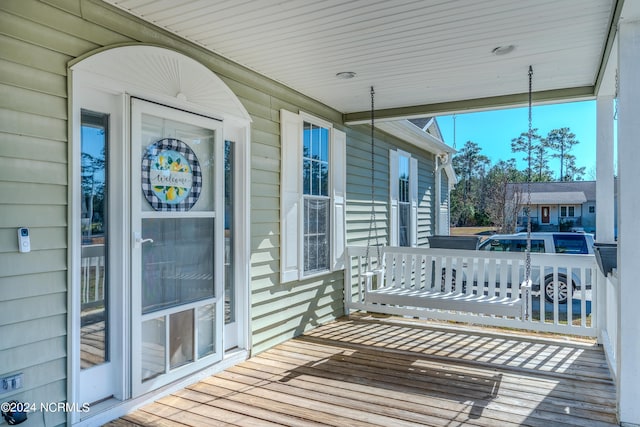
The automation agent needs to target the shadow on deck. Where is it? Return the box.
[109,314,617,426]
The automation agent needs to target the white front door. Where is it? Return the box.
[130,99,224,396]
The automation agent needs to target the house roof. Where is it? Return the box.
[408,118,444,142]
[528,191,587,205]
[375,120,455,156]
[99,0,637,119]
[508,181,597,202]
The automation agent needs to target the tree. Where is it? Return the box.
[562,154,586,181]
[452,141,489,204]
[450,141,490,226]
[484,159,526,232]
[532,138,553,181]
[546,127,579,181]
[510,128,550,181]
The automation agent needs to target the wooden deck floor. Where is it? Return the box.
[109,315,617,426]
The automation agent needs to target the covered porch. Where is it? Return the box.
[109,315,616,426]
[98,0,637,424]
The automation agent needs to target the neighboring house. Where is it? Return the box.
[506,181,615,234]
[0,2,454,426]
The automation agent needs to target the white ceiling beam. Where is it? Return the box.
[343,86,595,124]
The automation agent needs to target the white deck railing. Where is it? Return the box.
[81,244,105,309]
[599,269,618,380]
[345,245,599,337]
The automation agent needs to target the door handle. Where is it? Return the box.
[134,232,154,248]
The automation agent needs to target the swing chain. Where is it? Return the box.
[365,86,381,266]
[525,66,533,284]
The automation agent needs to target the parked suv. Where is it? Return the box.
[478,232,594,303]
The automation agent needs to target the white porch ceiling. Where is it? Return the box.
[103,0,628,119]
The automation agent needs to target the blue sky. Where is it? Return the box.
[437,100,598,180]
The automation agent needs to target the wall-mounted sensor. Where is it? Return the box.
[17,227,30,253]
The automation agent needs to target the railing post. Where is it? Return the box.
[344,247,353,316]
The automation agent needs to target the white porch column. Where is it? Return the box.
[617,19,640,427]
[435,155,442,236]
[595,96,615,243]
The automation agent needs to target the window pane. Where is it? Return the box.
[198,304,216,358]
[311,125,320,160]
[303,122,312,157]
[320,127,329,162]
[513,239,545,252]
[142,218,214,314]
[312,161,320,195]
[224,141,235,324]
[398,155,410,203]
[553,234,588,254]
[568,206,575,216]
[303,159,311,195]
[142,317,165,381]
[170,310,194,369]
[399,155,409,178]
[303,198,330,273]
[141,113,215,212]
[560,206,567,216]
[80,110,109,369]
[399,203,410,247]
[320,162,328,196]
[303,122,329,197]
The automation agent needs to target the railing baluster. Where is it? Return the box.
[486,258,497,298]
[476,257,486,297]
[580,267,598,327]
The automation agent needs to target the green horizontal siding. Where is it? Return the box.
[346,124,437,247]
[0,2,443,422]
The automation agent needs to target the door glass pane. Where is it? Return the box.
[142,317,165,381]
[198,304,216,358]
[141,114,215,212]
[142,218,214,314]
[224,141,235,324]
[80,110,109,369]
[170,310,194,368]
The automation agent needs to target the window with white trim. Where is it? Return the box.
[560,206,576,217]
[280,110,346,282]
[398,154,411,246]
[389,149,418,247]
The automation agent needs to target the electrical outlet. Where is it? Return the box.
[0,374,23,394]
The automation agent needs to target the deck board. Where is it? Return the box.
[107,315,617,426]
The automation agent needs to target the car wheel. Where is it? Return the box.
[544,274,572,304]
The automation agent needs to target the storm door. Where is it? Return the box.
[130,99,224,396]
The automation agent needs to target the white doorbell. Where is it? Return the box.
[17,227,31,253]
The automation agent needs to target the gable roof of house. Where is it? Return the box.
[507,181,597,203]
[376,118,455,156]
[408,118,444,141]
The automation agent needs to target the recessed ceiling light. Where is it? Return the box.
[492,45,516,56]
[336,71,357,79]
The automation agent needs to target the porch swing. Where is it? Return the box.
[358,71,535,321]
